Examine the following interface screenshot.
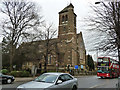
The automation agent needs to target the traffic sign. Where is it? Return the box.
[75,65,78,69]
[81,65,83,69]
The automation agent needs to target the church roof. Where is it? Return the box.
[59,3,74,14]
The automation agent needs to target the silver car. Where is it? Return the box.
[17,72,78,90]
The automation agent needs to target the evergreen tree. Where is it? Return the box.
[87,54,95,71]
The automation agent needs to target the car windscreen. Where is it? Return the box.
[35,74,58,83]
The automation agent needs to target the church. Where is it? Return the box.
[20,3,86,72]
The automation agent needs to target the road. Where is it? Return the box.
[78,76,118,88]
[1,75,119,89]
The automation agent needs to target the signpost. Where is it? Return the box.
[75,65,78,69]
[81,65,83,69]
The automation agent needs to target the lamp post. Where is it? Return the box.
[97,49,98,62]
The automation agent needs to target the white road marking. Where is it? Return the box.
[89,83,105,88]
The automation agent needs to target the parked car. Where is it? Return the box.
[0,72,15,84]
[17,72,78,90]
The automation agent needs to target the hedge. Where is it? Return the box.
[1,69,9,74]
[10,71,30,77]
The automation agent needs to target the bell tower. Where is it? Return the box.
[58,3,78,67]
[58,3,77,39]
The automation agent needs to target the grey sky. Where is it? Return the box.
[33,0,118,61]
[0,0,99,60]
[29,0,98,60]
[31,0,96,30]
[0,0,105,61]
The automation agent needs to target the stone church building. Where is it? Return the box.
[21,3,86,72]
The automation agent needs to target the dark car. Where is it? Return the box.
[0,73,15,84]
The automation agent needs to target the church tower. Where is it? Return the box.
[58,3,78,67]
[58,3,77,39]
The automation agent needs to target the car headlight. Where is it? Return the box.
[17,86,25,90]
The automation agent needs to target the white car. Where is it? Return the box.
[17,72,78,90]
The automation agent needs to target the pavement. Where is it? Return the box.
[15,77,36,82]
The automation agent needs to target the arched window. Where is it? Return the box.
[65,15,68,21]
[62,16,64,22]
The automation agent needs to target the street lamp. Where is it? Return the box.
[95,1,108,8]
[95,2,101,4]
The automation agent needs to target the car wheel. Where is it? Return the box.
[72,85,77,90]
[7,79,12,84]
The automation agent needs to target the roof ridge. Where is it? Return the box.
[59,3,74,14]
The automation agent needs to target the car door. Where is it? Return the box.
[53,74,74,89]
[63,74,75,88]
[53,74,68,89]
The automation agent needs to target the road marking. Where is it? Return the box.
[89,84,105,88]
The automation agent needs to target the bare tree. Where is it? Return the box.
[1,0,43,70]
[37,24,57,72]
[86,1,120,62]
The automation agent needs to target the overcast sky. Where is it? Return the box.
[0,0,99,60]
[0,0,107,61]
[30,0,119,61]
[31,0,96,30]
[30,0,99,60]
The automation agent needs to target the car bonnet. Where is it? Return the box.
[17,81,54,88]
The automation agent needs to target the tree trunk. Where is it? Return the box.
[44,55,48,73]
[44,62,47,73]
[117,25,120,64]
[9,43,15,71]
[10,47,13,71]
[118,45,120,64]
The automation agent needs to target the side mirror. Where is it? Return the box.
[56,80,62,84]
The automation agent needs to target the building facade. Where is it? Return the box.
[57,3,86,69]
[21,3,86,71]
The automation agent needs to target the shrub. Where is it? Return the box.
[1,69,9,74]
[10,71,30,77]
[21,71,30,77]
[10,71,19,77]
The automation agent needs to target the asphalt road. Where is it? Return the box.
[77,75,118,88]
[1,75,119,89]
